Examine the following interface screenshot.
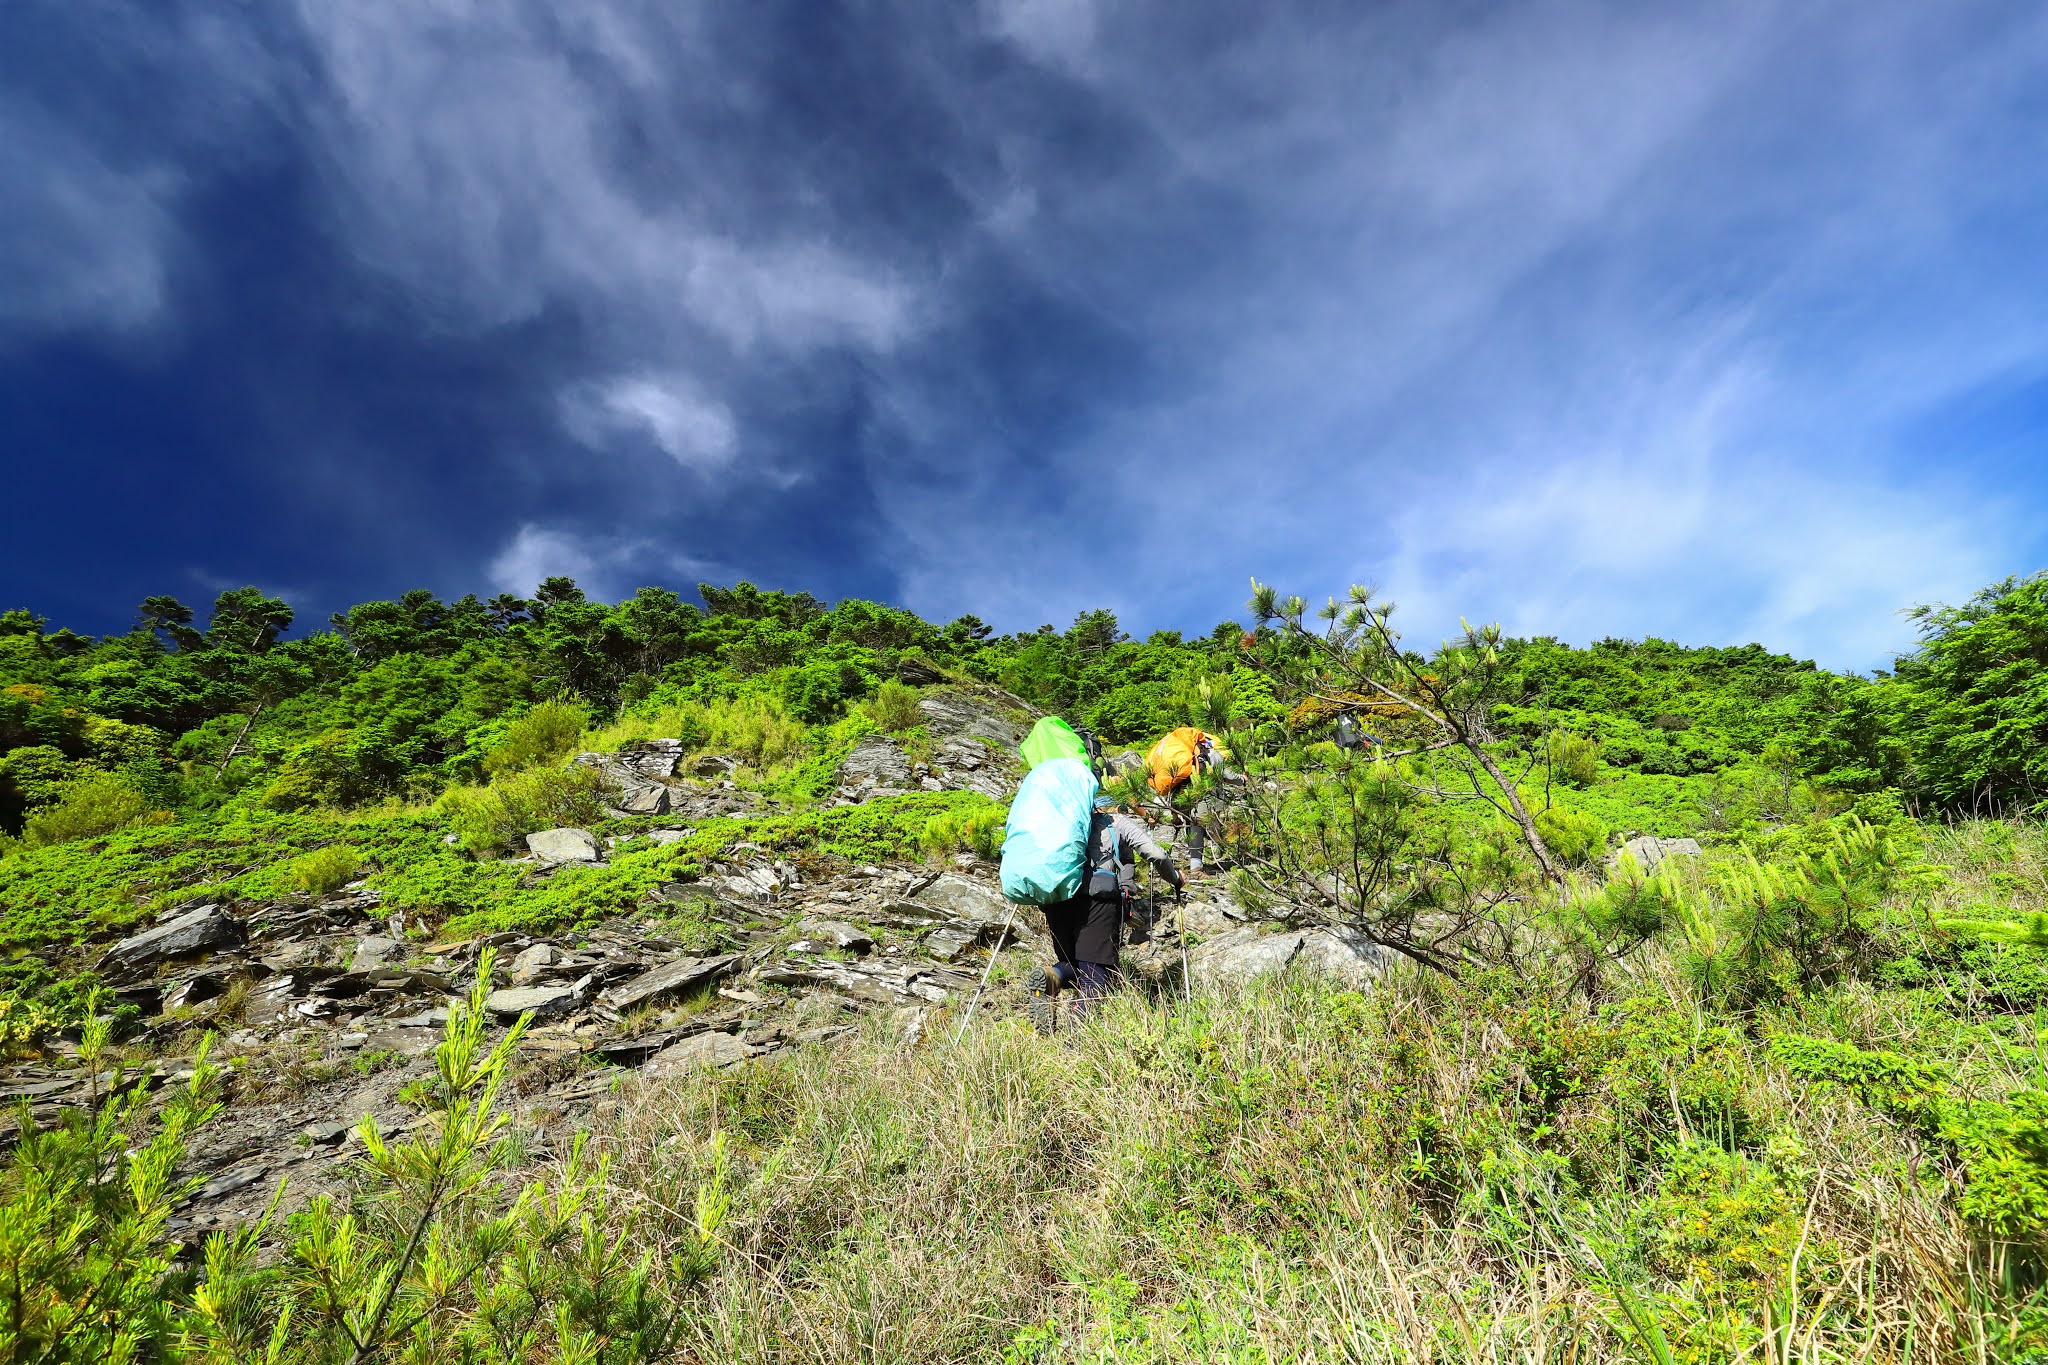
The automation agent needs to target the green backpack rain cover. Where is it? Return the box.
[1018,716,1090,770]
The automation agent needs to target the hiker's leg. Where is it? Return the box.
[1072,960,1116,999]
[1185,814,1206,872]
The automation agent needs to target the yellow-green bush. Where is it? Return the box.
[1535,803,1608,866]
[590,692,807,773]
[921,799,1007,861]
[438,765,608,854]
[22,772,156,848]
[484,697,591,774]
[864,680,923,734]
[285,843,364,895]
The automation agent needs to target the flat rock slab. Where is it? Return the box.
[601,954,742,1012]
[485,985,580,1019]
[527,828,602,865]
[96,904,243,975]
[835,734,915,789]
[912,873,1011,924]
[1617,835,1704,871]
[643,1031,752,1078]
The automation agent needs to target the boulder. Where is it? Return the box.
[614,739,684,780]
[96,905,243,976]
[835,735,916,790]
[644,828,697,845]
[643,1030,751,1077]
[1617,836,1704,872]
[612,781,672,816]
[1186,926,1389,988]
[601,954,743,1012]
[690,754,739,779]
[485,984,580,1019]
[527,828,602,866]
[1292,927,1390,987]
[1187,928,1308,985]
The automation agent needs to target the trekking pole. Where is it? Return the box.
[1176,883,1192,1005]
[954,900,1018,1047]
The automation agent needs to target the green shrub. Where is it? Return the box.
[1545,731,1603,787]
[438,765,608,854]
[864,679,923,734]
[921,798,1009,861]
[484,697,591,774]
[1535,804,1608,866]
[285,843,364,895]
[23,772,155,848]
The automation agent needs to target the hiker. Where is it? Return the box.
[1031,794,1182,1031]
[1333,712,1383,752]
[1144,726,1236,878]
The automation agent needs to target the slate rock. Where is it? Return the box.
[527,828,602,866]
[96,904,243,975]
[913,873,1010,924]
[613,781,672,816]
[795,918,874,954]
[690,754,739,778]
[835,735,916,790]
[645,828,697,845]
[643,1030,751,1078]
[509,944,558,985]
[485,985,580,1019]
[601,954,742,1012]
[350,936,406,973]
[915,692,1025,746]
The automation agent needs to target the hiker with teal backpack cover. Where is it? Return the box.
[1000,717,1098,904]
[1001,718,1184,1032]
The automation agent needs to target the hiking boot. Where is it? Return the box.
[1028,963,1071,1036]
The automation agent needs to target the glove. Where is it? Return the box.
[1169,868,1186,892]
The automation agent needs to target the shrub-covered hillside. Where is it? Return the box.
[3,569,2048,1362]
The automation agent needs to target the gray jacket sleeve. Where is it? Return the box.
[1110,812,1179,880]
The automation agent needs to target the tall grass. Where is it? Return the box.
[587,692,809,774]
[599,927,2041,1363]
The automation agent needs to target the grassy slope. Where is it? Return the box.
[603,820,2048,1363]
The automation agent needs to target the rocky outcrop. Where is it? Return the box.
[97,905,243,977]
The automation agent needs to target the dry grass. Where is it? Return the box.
[570,921,2041,1364]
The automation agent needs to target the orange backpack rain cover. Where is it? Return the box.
[1146,727,1210,796]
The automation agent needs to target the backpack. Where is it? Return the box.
[1145,727,1213,796]
[1000,718,1100,904]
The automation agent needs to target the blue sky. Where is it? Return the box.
[3,0,2046,671]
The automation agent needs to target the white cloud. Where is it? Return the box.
[987,0,1098,71]
[563,374,738,471]
[488,525,597,599]
[487,523,713,603]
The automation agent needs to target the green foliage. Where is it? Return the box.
[285,843,364,896]
[920,796,1009,861]
[1687,818,1937,1009]
[485,697,592,775]
[863,679,923,734]
[22,770,155,848]
[1534,803,1607,866]
[0,1022,223,1362]
[438,765,608,855]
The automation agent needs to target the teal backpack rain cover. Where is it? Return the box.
[999,718,1100,904]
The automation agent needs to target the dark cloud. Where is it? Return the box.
[2,0,2046,666]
